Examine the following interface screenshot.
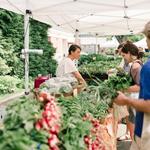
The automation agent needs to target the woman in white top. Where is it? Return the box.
[56,44,86,85]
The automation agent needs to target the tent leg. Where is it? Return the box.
[95,33,98,54]
[75,29,80,45]
[24,10,30,95]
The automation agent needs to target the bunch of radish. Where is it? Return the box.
[36,92,61,150]
[83,113,106,150]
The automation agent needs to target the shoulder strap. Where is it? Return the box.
[130,60,143,83]
[134,60,143,66]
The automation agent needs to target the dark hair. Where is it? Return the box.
[117,43,124,49]
[115,43,125,54]
[138,51,144,59]
[121,41,142,59]
[115,49,118,54]
[68,44,81,55]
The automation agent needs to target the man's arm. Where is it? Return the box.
[114,91,150,113]
[127,98,150,113]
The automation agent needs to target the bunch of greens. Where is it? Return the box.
[79,56,121,82]
[0,97,49,150]
[78,54,118,66]
[57,97,92,150]
[87,70,132,107]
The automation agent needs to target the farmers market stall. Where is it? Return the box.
[0,54,133,150]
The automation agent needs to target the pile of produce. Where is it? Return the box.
[36,92,61,150]
[78,54,121,82]
[56,70,132,149]
[39,77,78,95]
[0,52,132,150]
[0,94,62,150]
[78,54,117,66]
[83,70,132,107]
[57,96,92,150]
[83,114,114,150]
[0,97,49,150]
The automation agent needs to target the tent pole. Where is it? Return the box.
[74,29,80,67]
[24,10,30,95]
[75,29,79,45]
[95,33,98,54]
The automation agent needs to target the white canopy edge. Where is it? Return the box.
[0,0,150,36]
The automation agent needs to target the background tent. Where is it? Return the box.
[134,38,148,48]
[80,36,119,47]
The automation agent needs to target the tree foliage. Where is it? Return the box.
[29,19,57,77]
[0,9,24,53]
[0,31,23,76]
[0,8,57,78]
[115,34,144,43]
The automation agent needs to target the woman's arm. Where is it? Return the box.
[127,84,140,93]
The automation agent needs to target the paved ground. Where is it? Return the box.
[117,140,131,150]
[0,90,25,106]
[117,124,132,150]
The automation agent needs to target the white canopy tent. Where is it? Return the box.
[0,0,149,93]
[0,0,150,36]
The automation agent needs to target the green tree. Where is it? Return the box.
[127,34,144,42]
[115,34,144,43]
[0,8,57,78]
[0,31,23,76]
[0,9,14,34]
[0,8,24,53]
[0,57,11,75]
[29,19,57,77]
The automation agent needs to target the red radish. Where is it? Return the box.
[50,124,60,134]
[84,135,90,145]
[42,118,50,130]
[50,145,59,150]
[48,134,59,147]
[46,95,52,101]
[35,93,61,149]
[35,121,42,130]
[39,92,48,99]
[38,96,44,102]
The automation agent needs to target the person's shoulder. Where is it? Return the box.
[60,57,69,63]
[64,57,73,64]
[132,62,141,69]
[132,60,142,70]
